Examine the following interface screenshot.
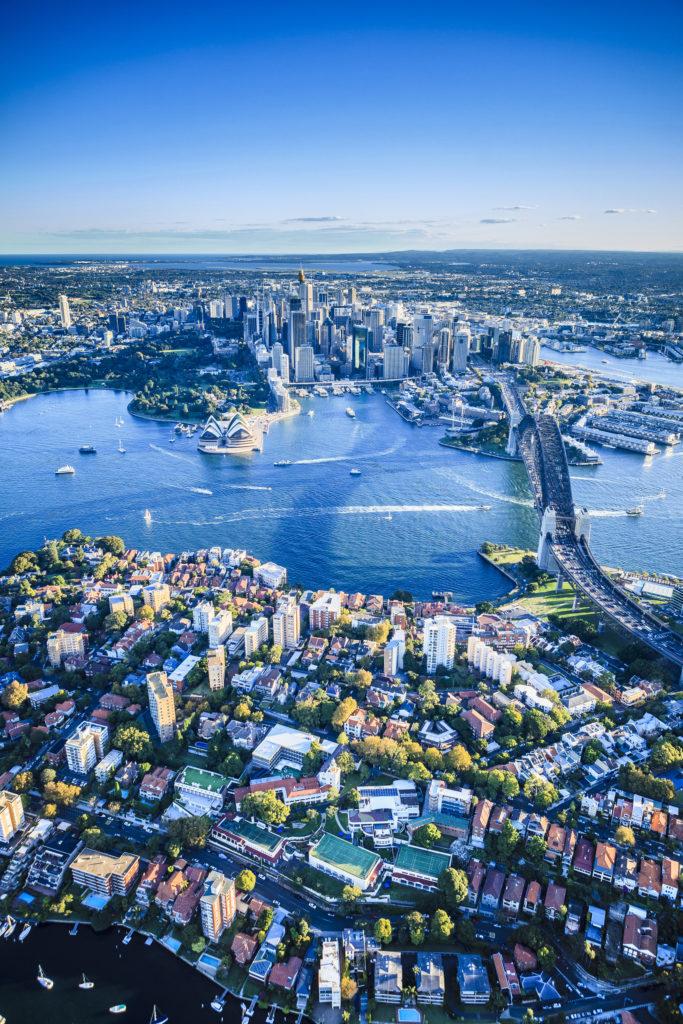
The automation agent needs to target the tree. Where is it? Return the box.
[264,644,282,665]
[496,819,521,860]
[526,836,547,867]
[437,867,468,908]
[615,825,635,848]
[405,911,426,946]
[650,738,683,770]
[413,823,442,848]
[166,815,211,849]
[445,745,472,773]
[240,789,290,826]
[236,869,256,893]
[96,535,125,556]
[331,697,358,731]
[104,610,129,632]
[12,770,34,794]
[374,918,392,946]
[139,605,155,620]
[475,601,495,614]
[114,723,153,761]
[537,945,556,971]
[500,772,520,798]
[341,885,362,910]
[524,775,558,809]
[430,908,453,941]
[43,781,80,806]
[341,977,358,1002]
[2,679,28,710]
[456,918,475,945]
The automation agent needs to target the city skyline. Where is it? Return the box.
[1,0,682,253]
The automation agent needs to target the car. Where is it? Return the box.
[218,853,227,860]
[308,901,316,909]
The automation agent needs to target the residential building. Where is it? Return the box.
[208,610,233,648]
[593,842,617,883]
[109,592,134,616]
[26,831,82,895]
[423,616,456,673]
[254,561,287,589]
[94,749,123,782]
[492,953,521,1004]
[544,882,567,920]
[309,592,341,630]
[193,600,214,633]
[482,867,505,909]
[0,790,25,841]
[622,912,658,965]
[142,582,171,613]
[318,939,341,1009]
[272,594,301,650]
[375,952,403,1004]
[244,616,268,657]
[502,874,525,916]
[147,671,176,742]
[614,850,638,891]
[426,779,473,816]
[471,798,493,847]
[140,766,174,801]
[638,858,662,900]
[47,624,87,666]
[457,955,490,1004]
[661,857,679,902]
[416,952,445,1005]
[251,724,337,773]
[70,849,139,895]
[65,722,109,775]
[383,629,405,675]
[200,870,236,941]
[174,766,227,816]
[206,646,226,690]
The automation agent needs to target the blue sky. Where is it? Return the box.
[1,0,681,253]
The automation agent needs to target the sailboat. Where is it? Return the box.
[4,916,16,939]
[144,509,152,523]
[118,438,126,454]
[79,973,94,990]
[150,1006,169,1024]
[37,965,54,990]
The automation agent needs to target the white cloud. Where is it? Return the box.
[480,217,518,224]
[560,215,581,220]
[494,205,537,211]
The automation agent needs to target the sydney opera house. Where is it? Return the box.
[197,412,263,455]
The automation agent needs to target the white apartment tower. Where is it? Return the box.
[423,616,457,673]
[272,594,301,650]
[147,671,177,742]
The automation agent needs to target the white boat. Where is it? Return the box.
[4,917,17,939]
[349,468,361,476]
[122,929,133,945]
[144,936,153,946]
[266,1008,276,1024]
[144,509,152,523]
[274,459,292,466]
[383,514,393,520]
[37,965,54,990]
[307,410,314,417]
[109,1005,127,1015]
[118,439,126,454]
[18,922,32,941]
[211,997,224,1012]
[0,922,7,939]
[79,973,94,990]
[150,1006,169,1024]
[346,407,356,418]
[55,464,75,475]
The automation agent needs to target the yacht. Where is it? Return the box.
[4,917,16,939]
[150,1006,168,1024]
[274,459,293,466]
[79,974,94,990]
[346,407,356,418]
[79,444,97,454]
[18,922,32,941]
[37,965,54,990]
[118,439,126,454]
[109,1005,127,1014]
[211,997,224,1012]
[349,468,361,476]
[144,509,152,523]
[626,506,643,516]
[55,465,75,475]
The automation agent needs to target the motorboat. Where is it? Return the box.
[274,459,292,466]
[79,444,97,454]
[37,965,54,990]
[109,1005,127,1015]
[55,465,75,475]
[211,997,224,1012]
[626,506,643,516]
[307,410,314,417]
[144,509,152,523]
[18,922,32,941]
[346,407,356,418]
[4,917,17,939]
[349,468,361,476]
[79,974,94,990]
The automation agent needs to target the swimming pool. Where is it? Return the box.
[396,1010,422,1023]
[198,953,221,970]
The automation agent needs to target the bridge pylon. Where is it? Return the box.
[536,507,558,572]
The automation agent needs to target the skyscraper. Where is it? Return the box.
[207,647,226,691]
[423,616,457,673]
[413,314,434,349]
[59,294,72,329]
[295,344,315,382]
[289,310,307,359]
[452,327,470,373]
[200,870,236,940]
[147,671,177,742]
[272,594,301,650]
[383,344,406,379]
[351,324,368,377]
[0,790,25,841]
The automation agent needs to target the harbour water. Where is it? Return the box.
[1,383,683,594]
[0,922,252,1024]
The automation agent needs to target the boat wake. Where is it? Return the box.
[149,443,195,464]
[188,486,213,495]
[165,502,489,527]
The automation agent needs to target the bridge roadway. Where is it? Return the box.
[498,378,683,672]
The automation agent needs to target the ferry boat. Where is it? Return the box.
[79,444,97,454]
[118,439,126,454]
[79,974,94,990]
[626,506,643,516]
[144,509,152,523]
[346,407,356,418]
[37,965,54,990]
[55,464,75,475]
[150,1006,169,1024]
[274,459,293,466]
[349,468,361,476]
[109,1005,127,1014]
[18,922,32,941]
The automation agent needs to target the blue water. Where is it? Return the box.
[1,387,682,596]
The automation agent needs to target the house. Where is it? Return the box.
[481,867,506,909]
[457,955,490,1005]
[502,874,525,917]
[573,838,595,876]
[270,956,303,992]
[638,858,661,900]
[586,905,606,947]
[417,719,458,751]
[318,939,341,1008]
[513,944,538,972]
[661,858,679,902]
[471,798,493,847]
[593,842,617,883]
[544,882,567,920]
[375,951,402,1004]
[622,913,658,965]
[492,952,521,1003]
[564,900,583,936]
[614,850,639,892]
[140,766,174,802]
[523,880,542,916]
[416,952,445,1005]
[231,933,258,966]
[466,858,485,907]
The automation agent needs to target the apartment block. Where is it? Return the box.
[147,671,177,742]
[200,870,236,941]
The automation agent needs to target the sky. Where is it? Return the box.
[1,0,682,254]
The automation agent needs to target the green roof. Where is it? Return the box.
[310,832,381,880]
[227,818,283,853]
[411,812,470,831]
[180,766,227,793]
[394,844,451,880]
